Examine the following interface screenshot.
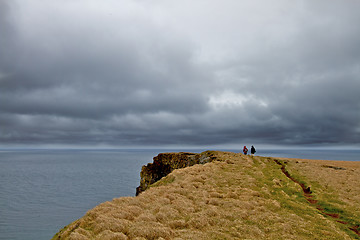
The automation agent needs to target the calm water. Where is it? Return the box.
[256,149,360,161]
[0,148,359,240]
[0,149,159,240]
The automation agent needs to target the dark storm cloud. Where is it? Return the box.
[1,0,359,147]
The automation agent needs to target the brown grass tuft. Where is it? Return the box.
[127,222,174,240]
[94,230,128,240]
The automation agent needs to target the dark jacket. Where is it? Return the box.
[251,146,256,154]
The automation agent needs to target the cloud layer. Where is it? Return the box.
[1,0,360,147]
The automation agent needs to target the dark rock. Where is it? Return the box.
[305,186,312,194]
[136,151,216,196]
[321,165,346,170]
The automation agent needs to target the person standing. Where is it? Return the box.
[251,145,256,156]
[243,146,248,155]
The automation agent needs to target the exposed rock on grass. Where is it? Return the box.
[136,151,216,195]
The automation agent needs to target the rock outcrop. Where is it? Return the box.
[136,151,216,195]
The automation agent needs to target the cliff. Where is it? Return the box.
[53,151,360,240]
[136,151,216,195]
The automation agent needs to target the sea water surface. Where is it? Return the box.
[0,148,359,240]
[0,149,159,240]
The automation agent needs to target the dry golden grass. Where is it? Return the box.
[53,152,360,240]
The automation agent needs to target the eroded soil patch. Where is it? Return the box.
[274,159,360,237]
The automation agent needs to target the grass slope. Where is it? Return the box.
[53,151,360,240]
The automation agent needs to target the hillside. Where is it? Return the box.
[53,151,360,239]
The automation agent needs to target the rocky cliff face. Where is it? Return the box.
[136,151,216,195]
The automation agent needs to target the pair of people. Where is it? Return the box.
[243,145,256,155]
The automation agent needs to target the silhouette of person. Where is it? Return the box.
[251,145,256,156]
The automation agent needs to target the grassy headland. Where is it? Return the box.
[53,151,360,239]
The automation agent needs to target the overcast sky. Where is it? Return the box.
[1,0,360,148]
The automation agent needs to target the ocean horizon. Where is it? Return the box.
[0,148,359,240]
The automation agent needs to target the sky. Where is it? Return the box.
[1,0,360,149]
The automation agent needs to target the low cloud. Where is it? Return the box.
[1,0,359,148]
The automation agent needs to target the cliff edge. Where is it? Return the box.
[136,151,216,195]
[53,151,360,240]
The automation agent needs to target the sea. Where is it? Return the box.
[0,148,359,240]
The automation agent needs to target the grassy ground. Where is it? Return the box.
[53,151,360,239]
